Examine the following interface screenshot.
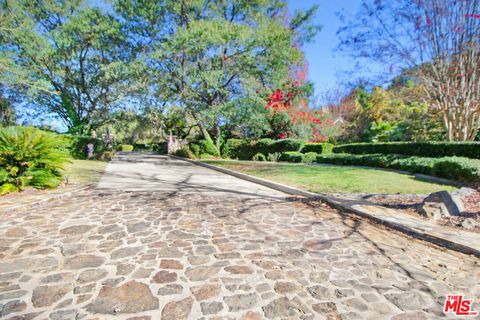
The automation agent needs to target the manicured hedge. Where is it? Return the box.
[333,142,480,159]
[221,139,244,159]
[279,151,304,163]
[268,139,305,153]
[302,143,333,154]
[252,153,266,161]
[222,138,306,160]
[120,144,134,152]
[190,139,219,157]
[303,152,318,163]
[315,153,480,183]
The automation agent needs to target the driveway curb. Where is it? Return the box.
[174,156,480,258]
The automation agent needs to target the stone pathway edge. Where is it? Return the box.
[173,155,480,258]
[1,185,90,214]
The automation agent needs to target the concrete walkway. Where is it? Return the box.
[97,153,285,199]
[0,153,478,319]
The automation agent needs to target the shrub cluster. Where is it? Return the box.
[120,144,134,152]
[190,139,219,157]
[252,153,266,161]
[174,146,194,159]
[0,126,70,194]
[333,142,480,159]
[279,151,304,163]
[315,153,480,183]
[302,143,333,154]
[222,138,331,160]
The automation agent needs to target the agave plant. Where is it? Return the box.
[0,126,70,194]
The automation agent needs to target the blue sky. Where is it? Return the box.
[287,0,362,99]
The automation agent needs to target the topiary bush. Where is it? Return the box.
[302,143,333,154]
[280,151,304,163]
[0,126,70,194]
[252,153,267,161]
[333,142,480,159]
[302,152,318,163]
[69,135,106,159]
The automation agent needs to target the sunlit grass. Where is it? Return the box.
[203,160,457,194]
[63,159,108,186]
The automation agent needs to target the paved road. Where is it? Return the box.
[0,153,478,319]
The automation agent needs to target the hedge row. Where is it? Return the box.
[333,142,480,159]
[315,153,480,183]
[222,139,332,160]
[302,143,334,154]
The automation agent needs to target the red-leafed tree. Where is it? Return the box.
[262,68,339,142]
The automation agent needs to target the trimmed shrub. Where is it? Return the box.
[316,153,403,168]
[302,152,318,163]
[302,143,333,154]
[189,143,201,156]
[234,140,259,160]
[221,138,306,160]
[315,153,480,183]
[69,135,105,159]
[0,126,70,194]
[333,142,480,159]
[280,151,304,163]
[198,139,219,156]
[269,139,305,153]
[174,147,194,159]
[267,153,282,162]
[252,153,266,161]
[433,157,480,182]
[120,144,134,152]
[221,139,243,158]
[133,143,151,151]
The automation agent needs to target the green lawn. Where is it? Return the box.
[203,160,457,194]
[63,159,107,185]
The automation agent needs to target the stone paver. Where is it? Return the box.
[0,153,479,319]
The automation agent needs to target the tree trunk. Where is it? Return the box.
[190,111,210,140]
[214,123,221,150]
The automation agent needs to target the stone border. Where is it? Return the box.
[1,185,90,214]
[173,156,480,258]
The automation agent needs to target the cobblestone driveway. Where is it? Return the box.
[0,154,478,319]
